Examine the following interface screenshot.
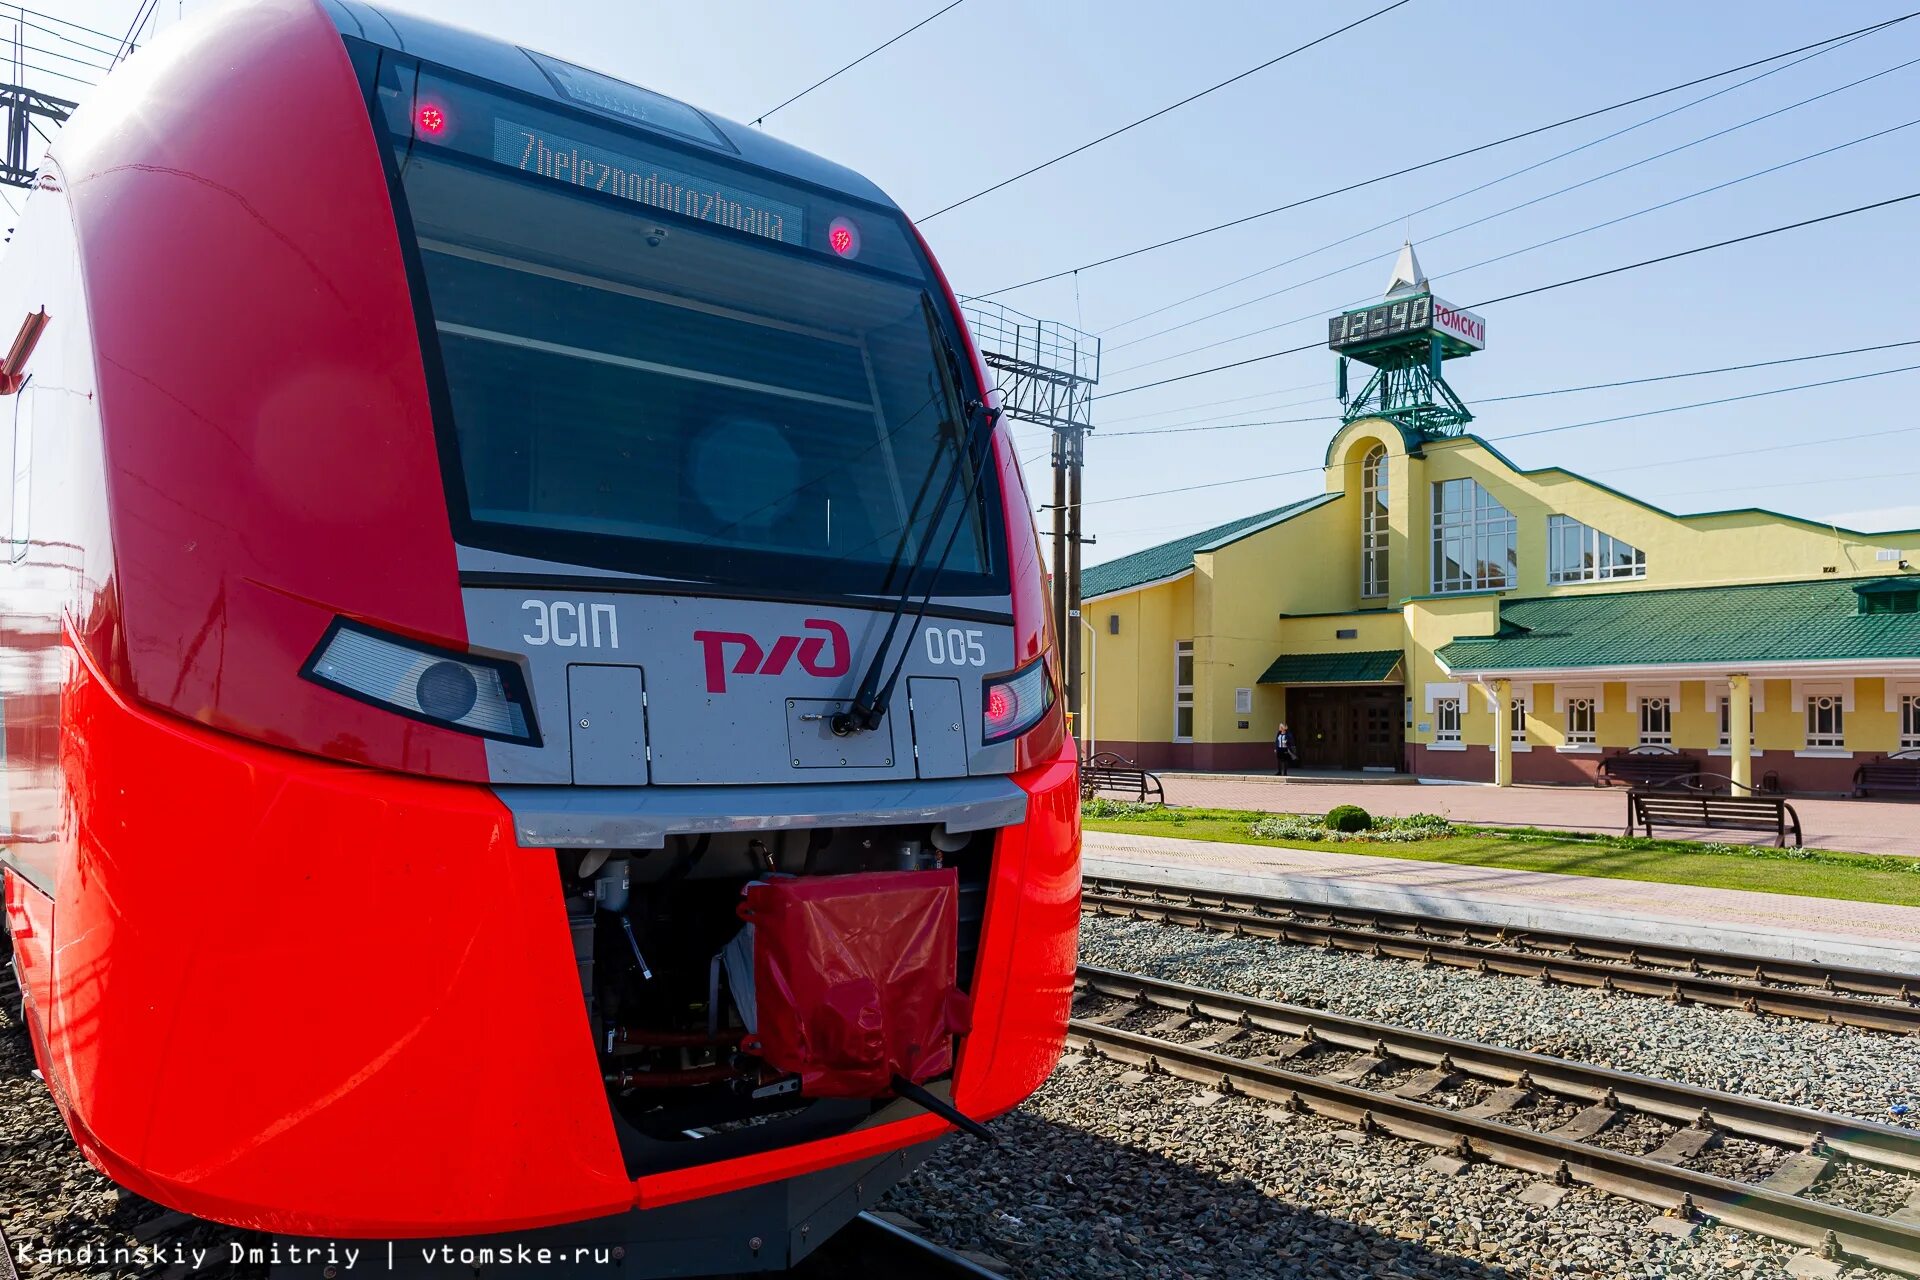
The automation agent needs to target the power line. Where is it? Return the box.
[1094,188,1920,400]
[1096,379,1326,424]
[15,60,94,87]
[975,11,1919,296]
[1100,338,1920,441]
[1592,423,1920,476]
[1106,50,1920,360]
[1075,358,1920,508]
[7,5,120,43]
[112,0,158,64]
[751,0,969,127]
[9,14,120,61]
[1482,339,1920,405]
[1096,21,1882,340]
[1490,359,1920,444]
[1108,109,1920,379]
[15,39,111,73]
[917,0,1419,222]
[1647,465,1920,502]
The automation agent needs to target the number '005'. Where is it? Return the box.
[923,626,985,667]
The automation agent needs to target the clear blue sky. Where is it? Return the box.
[42,0,1920,569]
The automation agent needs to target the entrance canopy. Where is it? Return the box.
[1258,650,1403,684]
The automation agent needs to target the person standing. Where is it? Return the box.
[1274,722,1296,776]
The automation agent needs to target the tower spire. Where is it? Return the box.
[1385,239,1426,299]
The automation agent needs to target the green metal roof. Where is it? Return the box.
[1257,649,1404,685]
[1081,494,1336,599]
[1435,576,1920,672]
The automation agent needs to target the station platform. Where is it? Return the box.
[1082,830,1920,974]
[1142,773,1920,858]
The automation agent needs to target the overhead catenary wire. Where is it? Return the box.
[1097,20,1886,339]
[916,0,1419,222]
[1102,335,1920,446]
[6,5,121,44]
[1105,51,1920,359]
[1093,188,1920,400]
[1060,358,1920,510]
[750,0,969,127]
[7,12,120,61]
[1105,110,1920,380]
[975,10,1920,297]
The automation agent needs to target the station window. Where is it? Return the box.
[1637,697,1672,747]
[1433,697,1462,744]
[1173,641,1194,742]
[1360,445,1389,599]
[1805,694,1845,749]
[1903,694,1920,750]
[1431,478,1516,594]
[1565,697,1595,746]
[1547,515,1645,584]
[1509,695,1528,746]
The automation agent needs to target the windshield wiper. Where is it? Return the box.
[831,299,999,737]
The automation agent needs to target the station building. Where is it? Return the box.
[1077,255,1920,793]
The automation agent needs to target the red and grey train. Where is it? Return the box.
[0,0,1079,1269]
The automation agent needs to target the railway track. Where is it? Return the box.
[1072,964,1920,1276]
[801,1212,1008,1277]
[1083,875,1920,1035]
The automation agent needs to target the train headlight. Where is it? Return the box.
[301,619,539,745]
[982,657,1054,744]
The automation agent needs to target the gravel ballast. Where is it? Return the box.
[886,1052,1876,1279]
[1077,915,1920,1131]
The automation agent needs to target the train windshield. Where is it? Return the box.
[380,69,1006,598]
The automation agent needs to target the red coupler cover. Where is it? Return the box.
[741,869,971,1099]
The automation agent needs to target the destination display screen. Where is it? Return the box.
[494,118,806,245]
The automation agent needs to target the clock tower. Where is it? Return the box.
[1328,242,1485,435]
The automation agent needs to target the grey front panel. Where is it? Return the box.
[907,677,967,779]
[467,577,1019,787]
[568,664,648,785]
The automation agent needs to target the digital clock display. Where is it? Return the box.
[1328,296,1431,349]
[1328,293,1486,353]
[493,118,806,245]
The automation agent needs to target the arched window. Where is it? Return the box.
[1360,445,1388,598]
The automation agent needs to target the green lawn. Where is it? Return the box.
[1082,806,1920,908]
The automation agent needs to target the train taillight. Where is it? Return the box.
[982,657,1054,744]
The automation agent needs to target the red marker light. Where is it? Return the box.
[985,684,1013,725]
[828,216,861,258]
[417,104,447,135]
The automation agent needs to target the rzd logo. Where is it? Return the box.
[694,619,850,694]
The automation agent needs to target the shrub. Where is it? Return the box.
[1325,804,1373,833]
[1249,814,1329,841]
[1080,797,1170,820]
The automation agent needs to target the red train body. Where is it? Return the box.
[0,1,1078,1268]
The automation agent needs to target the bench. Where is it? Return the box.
[1627,784,1802,848]
[1854,749,1920,798]
[1080,752,1165,805]
[1596,747,1699,788]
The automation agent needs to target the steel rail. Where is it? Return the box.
[1085,875,1920,998]
[1078,965,1920,1173]
[1082,882,1920,1035]
[814,1212,1007,1277]
[1066,1017,1920,1275]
